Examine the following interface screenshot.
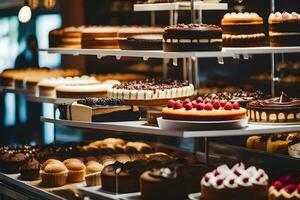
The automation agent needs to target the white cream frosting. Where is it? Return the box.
[269,11,300,21]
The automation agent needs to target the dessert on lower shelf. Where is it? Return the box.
[162,98,246,121]
[221,12,266,47]
[55,80,120,98]
[163,23,223,51]
[201,162,269,200]
[247,92,300,123]
[41,159,68,187]
[246,135,269,151]
[118,34,163,50]
[107,79,194,106]
[85,160,104,186]
[288,135,300,158]
[269,174,300,200]
[63,158,86,182]
[269,12,300,47]
[266,134,296,154]
[58,97,140,122]
[19,158,41,181]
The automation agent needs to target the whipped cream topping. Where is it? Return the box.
[269,11,300,21]
[223,12,260,19]
[201,163,268,190]
[38,75,98,87]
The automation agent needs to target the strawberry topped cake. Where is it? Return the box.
[161,97,247,121]
[269,174,300,200]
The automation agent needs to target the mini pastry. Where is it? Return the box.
[266,134,294,154]
[97,155,116,166]
[41,159,68,187]
[20,158,40,181]
[124,142,152,154]
[64,158,86,182]
[112,154,131,164]
[288,135,300,158]
[246,135,269,151]
[85,161,104,186]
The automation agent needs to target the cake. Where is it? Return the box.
[41,159,68,187]
[246,135,269,151]
[163,24,222,52]
[162,98,246,121]
[288,135,300,158]
[85,160,104,186]
[269,12,300,47]
[221,12,266,47]
[63,158,86,182]
[49,28,63,47]
[58,97,140,122]
[117,27,164,41]
[269,174,300,200]
[55,80,120,98]
[61,26,84,48]
[107,79,194,106]
[201,162,269,200]
[19,158,40,181]
[247,92,300,123]
[118,34,163,50]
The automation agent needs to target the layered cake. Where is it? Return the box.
[61,26,84,48]
[55,80,120,98]
[247,92,300,123]
[49,28,63,47]
[58,97,140,122]
[269,174,300,200]
[201,163,269,200]
[107,79,194,106]
[222,12,266,47]
[163,24,222,51]
[117,27,164,40]
[269,12,300,47]
[119,34,163,50]
[162,98,246,121]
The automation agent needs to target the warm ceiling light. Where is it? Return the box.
[18,5,32,23]
[28,0,39,10]
[44,0,56,10]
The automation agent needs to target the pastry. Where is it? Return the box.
[269,12,300,47]
[266,134,295,154]
[222,12,266,47]
[247,92,300,123]
[85,160,104,186]
[162,98,246,121]
[41,159,68,187]
[63,158,86,182]
[288,135,300,158]
[118,34,163,50]
[246,135,269,151]
[112,154,131,164]
[97,155,116,166]
[107,79,194,106]
[201,162,269,200]
[20,158,40,181]
[58,97,140,122]
[269,174,300,200]
[124,142,152,154]
[0,152,28,174]
[163,24,222,52]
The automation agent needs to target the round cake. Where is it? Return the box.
[162,98,246,121]
[163,23,223,52]
[107,79,194,106]
[247,92,300,123]
[221,12,266,47]
[269,12,300,47]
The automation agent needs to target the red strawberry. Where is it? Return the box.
[192,100,198,108]
[184,102,193,110]
[167,100,175,108]
[196,97,203,103]
[279,175,293,186]
[216,179,223,185]
[220,100,227,107]
[196,103,204,111]
[233,102,240,110]
[213,101,221,109]
[224,102,233,110]
[204,98,211,104]
[272,181,284,191]
[229,179,235,185]
[183,98,191,106]
[285,184,297,194]
[174,101,183,109]
[204,103,213,111]
[243,177,249,183]
[204,176,209,182]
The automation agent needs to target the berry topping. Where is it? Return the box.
[243,177,249,183]
[272,181,284,191]
[216,179,223,186]
[234,170,241,176]
[256,177,261,181]
[285,184,297,194]
[229,179,235,185]
[174,101,183,109]
[213,101,221,109]
[220,100,227,107]
[196,103,204,111]
[184,103,193,110]
[204,103,213,111]
[233,102,240,110]
[214,171,220,176]
[183,98,191,106]
[224,102,233,110]
[204,98,211,104]
[297,184,300,193]
[205,176,210,182]
[196,97,203,103]
[167,100,175,108]
[279,175,293,185]
[192,100,197,108]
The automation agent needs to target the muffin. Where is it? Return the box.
[20,158,40,181]
[85,160,104,186]
[41,159,68,187]
[0,152,28,174]
[64,158,86,182]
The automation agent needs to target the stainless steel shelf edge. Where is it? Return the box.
[40,117,300,138]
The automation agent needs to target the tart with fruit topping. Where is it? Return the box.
[269,174,300,200]
[161,97,246,121]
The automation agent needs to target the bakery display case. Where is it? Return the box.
[0,0,299,200]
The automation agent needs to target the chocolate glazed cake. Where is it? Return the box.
[163,24,222,52]
[247,92,300,123]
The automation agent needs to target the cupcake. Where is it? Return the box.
[64,158,86,182]
[0,152,28,174]
[20,158,40,181]
[85,160,104,186]
[41,159,68,187]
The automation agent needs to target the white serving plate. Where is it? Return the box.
[157,117,248,131]
[188,192,201,200]
[77,185,141,200]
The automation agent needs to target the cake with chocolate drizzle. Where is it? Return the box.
[247,92,300,123]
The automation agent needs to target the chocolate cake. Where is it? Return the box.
[269,12,300,47]
[118,34,163,50]
[163,24,222,52]
[58,97,140,122]
[247,92,300,123]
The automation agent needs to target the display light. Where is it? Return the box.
[18,5,32,23]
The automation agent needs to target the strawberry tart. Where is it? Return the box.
[269,174,300,200]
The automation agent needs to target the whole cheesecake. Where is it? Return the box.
[269,12,300,47]
[221,12,266,47]
[247,92,300,123]
[163,23,223,52]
